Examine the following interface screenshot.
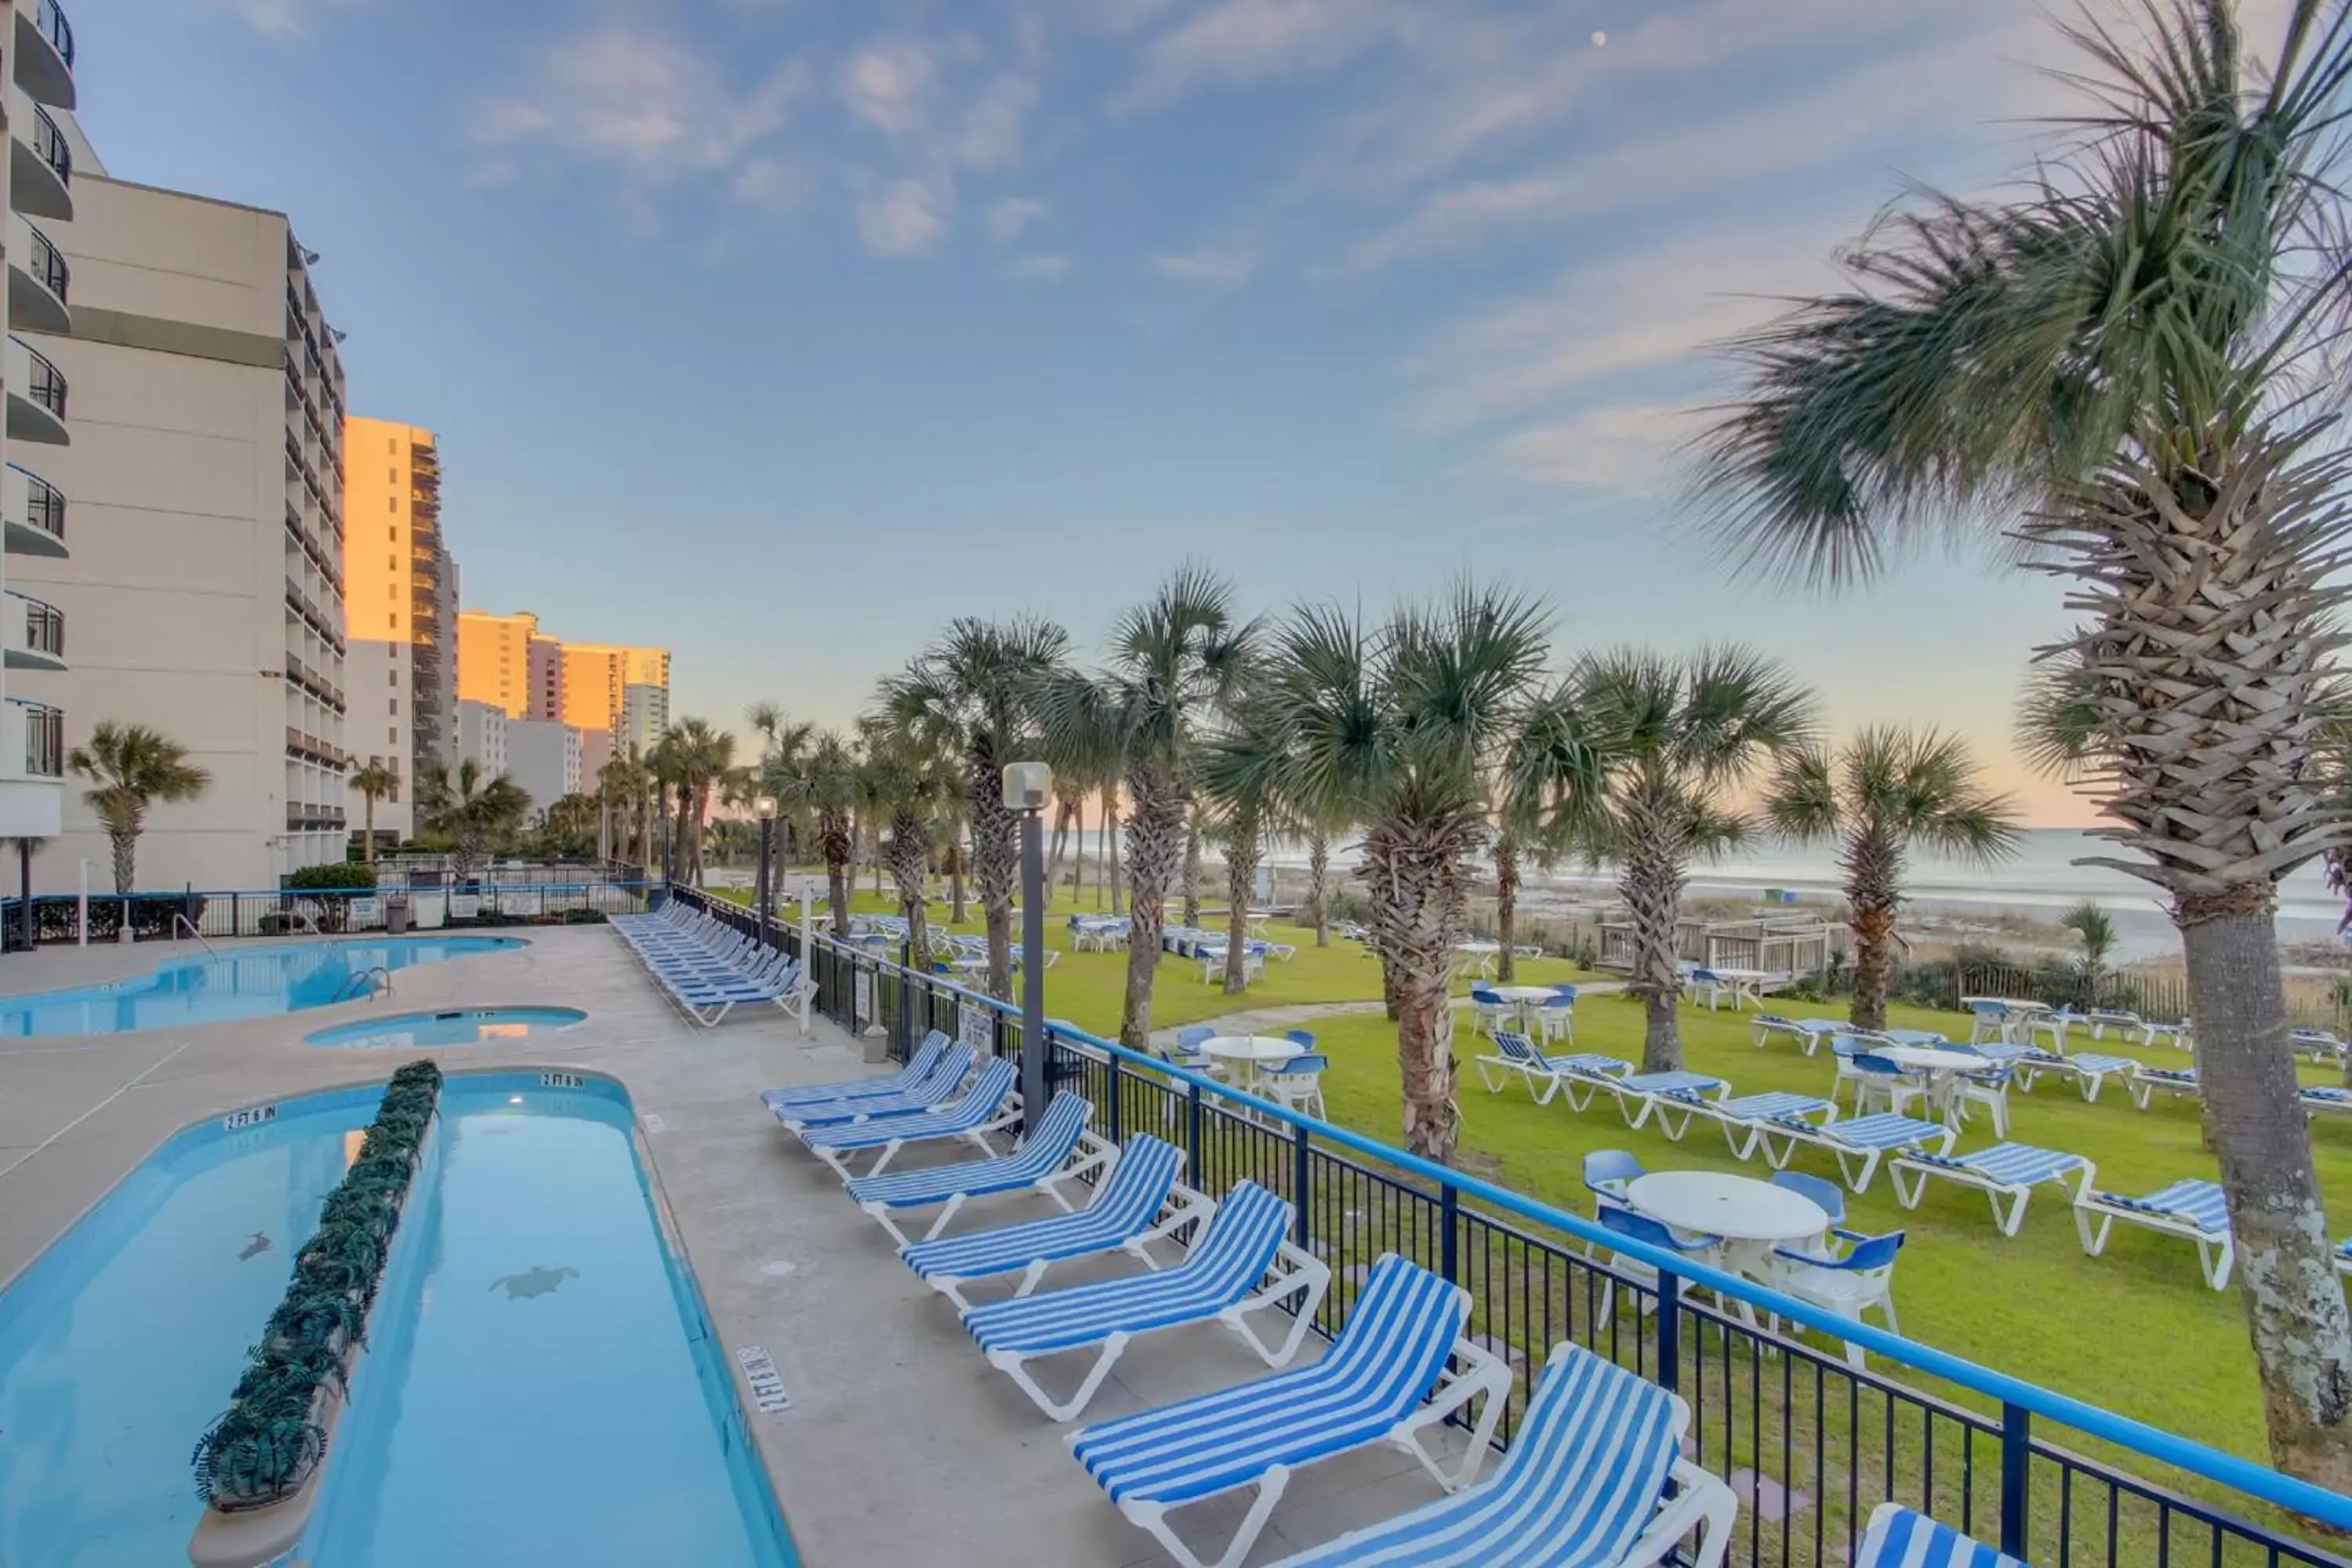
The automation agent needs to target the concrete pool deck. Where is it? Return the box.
[0,925,1467,1568]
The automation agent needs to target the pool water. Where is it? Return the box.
[0,936,526,1036]
[304,1006,588,1049]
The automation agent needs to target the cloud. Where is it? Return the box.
[841,42,939,138]
[988,197,1050,242]
[1001,254,1073,281]
[1154,242,1256,288]
[1486,404,1702,491]
[858,179,953,256]
[1117,0,1424,112]
[475,27,803,177]
[223,0,361,37]
[731,158,808,217]
[959,72,1040,170]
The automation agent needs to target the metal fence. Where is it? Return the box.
[669,884,2352,1568]
[4,880,652,945]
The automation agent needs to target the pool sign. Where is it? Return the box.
[959,1000,993,1056]
[735,1345,791,1413]
[222,1104,278,1131]
[853,970,873,1030]
[350,897,381,927]
[450,894,481,920]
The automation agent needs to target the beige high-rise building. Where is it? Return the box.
[561,641,669,736]
[342,418,459,844]
[456,608,534,719]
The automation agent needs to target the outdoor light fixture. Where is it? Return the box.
[755,793,778,819]
[1002,761,1052,812]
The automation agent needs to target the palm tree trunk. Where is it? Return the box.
[1102,784,1122,912]
[1181,815,1203,927]
[1308,829,1330,947]
[1223,831,1258,994]
[1365,822,1468,1163]
[111,829,135,895]
[890,811,935,973]
[1074,797,1088,907]
[1847,896,1896,1032]
[968,758,1020,1000]
[949,837,967,923]
[1120,773,1185,1047]
[1494,838,1519,984]
[2184,895,2352,1490]
[364,797,377,864]
[1620,801,1688,1074]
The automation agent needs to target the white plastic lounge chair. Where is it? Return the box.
[1691,1091,1838,1161]
[2129,1066,2200,1109]
[1608,1072,1726,1135]
[2296,1028,2350,1063]
[2137,1018,2193,1050]
[1766,1229,1905,1367]
[2084,1008,2143,1041]
[796,1058,1020,1180]
[964,1181,1330,1420]
[1751,1014,1841,1055]
[769,1042,977,1131]
[844,1092,1111,1245]
[760,1030,951,1115]
[1548,1054,1635,1111]
[1755,1112,1953,1192]
[1068,1253,1509,1568]
[902,1134,1204,1309]
[1887,1142,2093,1236]
[2302,1086,2352,1118]
[1853,1502,2026,1568]
[2073,1177,2234,1288]
[2012,1047,2138,1102]
[1473,1031,1585,1105]
[1260,1341,1737,1568]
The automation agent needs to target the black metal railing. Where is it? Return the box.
[10,463,64,545]
[14,592,63,659]
[13,336,65,420]
[28,106,70,187]
[14,699,61,778]
[22,223,67,303]
[34,0,74,69]
[662,883,2352,1568]
[1,879,655,945]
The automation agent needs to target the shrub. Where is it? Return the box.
[288,863,377,891]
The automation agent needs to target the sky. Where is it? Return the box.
[73,0,2269,826]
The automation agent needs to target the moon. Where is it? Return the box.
[1592,30,1607,46]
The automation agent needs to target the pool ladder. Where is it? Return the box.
[171,914,216,955]
[337,967,392,1004]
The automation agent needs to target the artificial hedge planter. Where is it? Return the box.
[191,1061,441,1515]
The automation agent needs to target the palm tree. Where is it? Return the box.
[1199,688,1291,993]
[1691,0,2352,1482]
[1038,569,1250,1045]
[859,713,953,971]
[418,759,530,884]
[1036,668,1128,916]
[659,718,735,887]
[597,747,654,874]
[888,616,1070,998]
[1268,584,1603,1161]
[1573,649,1816,1073]
[2061,898,2119,997]
[349,759,400,865]
[1766,728,2022,1031]
[67,722,211,893]
[771,728,858,933]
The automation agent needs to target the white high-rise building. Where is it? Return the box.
[456,699,507,781]
[504,717,580,819]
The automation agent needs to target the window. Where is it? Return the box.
[389,526,396,541]
[389,698,398,715]
[390,726,398,744]
[388,615,397,630]
[388,670,397,687]
[387,437,395,454]
[388,468,396,484]
[387,496,395,513]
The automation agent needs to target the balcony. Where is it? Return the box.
[8,213,67,336]
[3,590,64,672]
[286,804,347,833]
[11,103,71,223]
[6,336,66,446]
[15,0,74,111]
[283,726,348,773]
[4,462,65,557]
[282,575,345,655]
[9,698,61,779]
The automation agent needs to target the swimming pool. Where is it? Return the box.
[0,1073,797,1567]
[0,935,526,1036]
[304,1005,587,1049]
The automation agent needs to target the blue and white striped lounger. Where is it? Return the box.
[964,1181,1330,1420]
[2301,1086,2352,1118]
[770,1042,977,1131]
[2129,1066,2199,1110]
[1261,1340,1738,1568]
[795,1057,1019,1180]
[1888,1142,2094,1236]
[1069,1253,1510,1568]
[2294,1028,2349,1063]
[1472,1032,1584,1105]
[1609,1072,1726,1135]
[761,1030,951,1114]
[1548,1054,1635,1112]
[2338,1239,2352,1277]
[1687,1091,1838,1161]
[2073,1177,2234,1288]
[844,1091,1109,1246]
[1854,1503,2024,1568]
[902,1134,1203,1309]
[1755,1112,1953,1193]
[1751,1014,1843,1056]
[2013,1048,2138,1102]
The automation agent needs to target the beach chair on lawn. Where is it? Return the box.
[1751,1014,1841,1055]
[2013,1046,2138,1102]
[1854,1504,2026,1568]
[2301,1086,2352,1120]
[795,1058,1019,1181]
[963,1181,1330,1421]
[1546,1053,1636,1111]
[1887,1142,2094,1236]
[1608,1072,1728,1136]
[2074,1177,2234,1289]
[901,1134,1206,1309]
[759,1030,950,1116]
[1068,1254,1510,1568]
[2084,1008,2144,1041]
[2338,1239,2352,1277]
[2138,1018,2194,1050]
[1259,1340,1738,1568]
[2130,1066,2201,1109]
[1472,1031,1582,1105]
[1696,1091,1838,1162]
[1755,1112,1953,1193]
[768,1042,976,1131]
[843,1092,1109,1245]
[2295,1028,2350,1065]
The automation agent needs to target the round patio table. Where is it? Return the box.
[1489,985,1559,1032]
[1625,1171,1831,1281]
[1200,1035,1305,1096]
[1875,1045,1990,1127]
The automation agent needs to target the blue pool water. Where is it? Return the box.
[0,1073,797,1568]
[0,936,526,1036]
[304,1006,587,1049]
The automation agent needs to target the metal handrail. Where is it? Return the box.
[170,914,215,953]
[338,966,390,1002]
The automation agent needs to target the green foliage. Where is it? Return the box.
[193,1060,441,1509]
[286,862,378,891]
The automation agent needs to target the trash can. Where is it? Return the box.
[385,895,412,936]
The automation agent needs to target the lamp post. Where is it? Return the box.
[1003,760,1051,1138]
[753,794,778,936]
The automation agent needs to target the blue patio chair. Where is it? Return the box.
[1283,1028,1317,1050]
[1583,1149,1645,1211]
[1260,1053,1327,1120]
[1770,1170,1848,1232]
[1595,1206,1723,1318]
[1768,1230,1906,1365]
[1468,982,1504,1036]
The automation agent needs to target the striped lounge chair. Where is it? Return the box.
[768,1042,977,1131]
[1754,1112,1954,1193]
[2129,1066,2200,1109]
[843,1091,1109,1246]
[1751,1013,1843,1056]
[1854,1502,2025,1567]
[1546,1054,1636,1112]
[1607,1072,1727,1135]
[1069,1253,1511,1568]
[963,1181,1330,1420]
[2294,1028,2349,1064]
[1261,1341,1738,1568]
[1887,1142,2094,1236]
[902,1134,1204,1309]
[760,1030,952,1116]
[2013,1047,2139,1102]
[1683,1091,1838,1162]
[794,1057,1019,1181]
[2338,1239,2352,1277]
[2301,1086,2352,1119]
[2073,1177,2234,1289]
[1472,1031,1587,1105]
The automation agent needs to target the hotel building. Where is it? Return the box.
[341,417,459,844]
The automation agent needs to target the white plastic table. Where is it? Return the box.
[1697,967,1776,1011]
[1875,1045,1990,1127]
[1200,1035,1305,1096]
[1489,984,1558,1031]
[1625,1171,1831,1279]
[1454,941,1502,978]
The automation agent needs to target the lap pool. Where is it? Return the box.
[0,935,526,1036]
[0,1072,797,1567]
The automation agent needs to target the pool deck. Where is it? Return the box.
[0,925,1465,1568]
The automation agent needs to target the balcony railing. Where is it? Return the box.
[281,575,345,655]
[285,804,347,833]
[284,651,345,714]
[10,463,64,550]
[12,591,63,660]
[29,106,70,188]
[35,0,73,69]
[282,501,336,584]
[13,336,65,421]
[22,222,66,303]
[16,699,61,778]
[282,727,348,773]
